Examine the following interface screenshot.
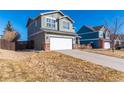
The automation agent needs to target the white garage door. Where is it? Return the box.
[104,42,110,49]
[50,37,72,50]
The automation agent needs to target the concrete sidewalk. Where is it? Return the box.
[57,49,124,72]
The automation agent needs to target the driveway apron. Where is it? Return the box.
[57,49,124,72]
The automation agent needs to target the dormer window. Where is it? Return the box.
[45,17,56,28]
[63,21,70,30]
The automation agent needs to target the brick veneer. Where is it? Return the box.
[73,44,80,49]
[43,43,80,51]
[99,39,104,48]
[43,43,50,51]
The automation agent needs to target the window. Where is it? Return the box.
[63,21,70,30]
[45,17,56,28]
[99,31,103,38]
[105,31,110,39]
[103,33,105,39]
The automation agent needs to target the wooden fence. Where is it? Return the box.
[0,39,16,50]
[16,41,34,50]
[0,39,34,51]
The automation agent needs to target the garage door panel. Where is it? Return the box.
[50,37,72,50]
[104,42,110,49]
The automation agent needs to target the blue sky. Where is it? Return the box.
[0,10,124,40]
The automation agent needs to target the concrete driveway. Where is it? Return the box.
[57,49,124,72]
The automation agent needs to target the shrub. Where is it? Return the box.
[3,21,20,42]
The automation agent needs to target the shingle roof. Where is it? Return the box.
[89,25,110,32]
[26,17,33,27]
[26,10,74,27]
[40,10,74,23]
[84,25,96,31]
[93,25,104,31]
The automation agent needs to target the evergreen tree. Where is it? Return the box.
[5,21,14,31]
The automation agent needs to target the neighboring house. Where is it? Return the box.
[0,35,3,39]
[26,11,79,51]
[77,25,111,49]
[111,34,124,47]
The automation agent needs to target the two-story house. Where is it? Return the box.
[77,25,111,49]
[111,34,124,47]
[26,11,79,51]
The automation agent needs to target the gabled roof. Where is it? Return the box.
[87,25,110,32]
[26,10,74,27]
[59,16,74,23]
[77,25,95,34]
[93,25,111,33]
[93,25,104,31]
[84,25,96,31]
[40,10,74,23]
[26,17,33,27]
[77,25,110,34]
[40,10,65,16]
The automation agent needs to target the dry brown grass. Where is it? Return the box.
[83,49,124,59]
[0,49,34,61]
[0,51,124,82]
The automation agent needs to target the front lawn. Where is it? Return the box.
[0,51,124,82]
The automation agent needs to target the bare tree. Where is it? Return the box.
[104,17,124,52]
[3,21,20,42]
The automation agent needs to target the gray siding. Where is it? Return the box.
[27,12,75,38]
[59,17,74,32]
[27,17,41,38]
[41,13,74,32]
[27,11,76,50]
[29,32,45,50]
[41,13,60,30]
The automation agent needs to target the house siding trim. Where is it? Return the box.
[29,29,77,38]
[29,31,44,37]
[80,38,99,41]
[78,31,98,35]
